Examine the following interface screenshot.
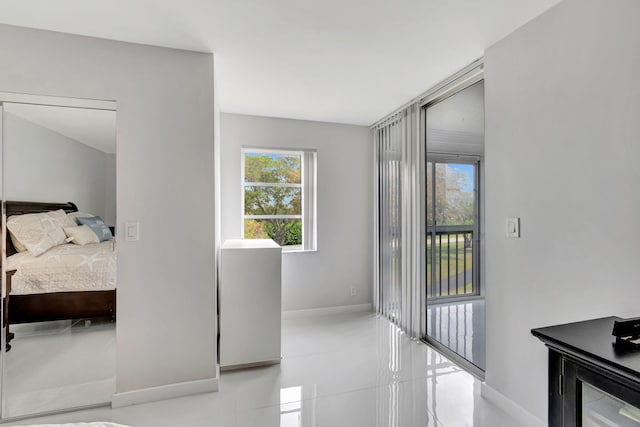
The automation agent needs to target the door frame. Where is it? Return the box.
[421,72,485,378]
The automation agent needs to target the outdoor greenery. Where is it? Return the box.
[244,153,302,246]
[427,237,473,297]
[426,162,475,298]
[426,163,474,225]
[244,219,302,246]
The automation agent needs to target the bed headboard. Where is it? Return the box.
[5,201,78,257]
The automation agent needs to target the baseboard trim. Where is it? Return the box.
[282,303,372,319]
[480,383,545,427]
[112,377,219,408]
[221,358,281,371]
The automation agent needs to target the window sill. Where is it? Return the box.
[282,248,317,254]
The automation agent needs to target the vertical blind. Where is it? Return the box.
[373,60,483,340]
[373,104,425,339]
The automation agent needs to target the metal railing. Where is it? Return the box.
[427,225,476,300]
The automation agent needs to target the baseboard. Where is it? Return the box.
[480,383,545,427]
[112,377,219,408]
[282,303,372,319]
[221,358,281,371]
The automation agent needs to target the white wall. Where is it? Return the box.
[220,113,372,311]
[4,112,116,224]
[104,153,117,225]
[0,24,217,400]
[484,0,640,421]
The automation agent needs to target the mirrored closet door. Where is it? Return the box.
[0,99,117,419]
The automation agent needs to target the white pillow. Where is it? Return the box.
[67,211,95,222]
[64,225,100,246]
[7,210,71,256]
[7,223,27,253]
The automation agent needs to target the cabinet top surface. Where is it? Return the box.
[222,239,281,249]
[532,316,640,378]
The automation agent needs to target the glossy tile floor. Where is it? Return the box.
[3,319,115,419]
[11,312,520,426]
[427,299,485,370]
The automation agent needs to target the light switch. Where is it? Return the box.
[507,217,520,238]
[125,222,140,241]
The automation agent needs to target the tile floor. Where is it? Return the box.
[9,312,521,427]
[427,299,485,370]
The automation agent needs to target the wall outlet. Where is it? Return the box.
[350,287,357,296]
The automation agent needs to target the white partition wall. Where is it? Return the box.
[0,24,218,408]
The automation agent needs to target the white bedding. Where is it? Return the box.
[6,241,116,295]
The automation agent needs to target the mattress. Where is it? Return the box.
[6,241,116,295]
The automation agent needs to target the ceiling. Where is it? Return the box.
[4,103,116,154]
[0,0,562,126]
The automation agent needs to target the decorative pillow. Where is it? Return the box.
[7,210,70,256]
[64,225,100,246]
[67,211,95,222]
[76,216,113,241]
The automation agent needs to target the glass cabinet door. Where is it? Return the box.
[582,382,640,426]
[563,360,640,427]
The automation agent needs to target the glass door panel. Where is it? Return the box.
[424,79,485,373]
[582,382,640,426]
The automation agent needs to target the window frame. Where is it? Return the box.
[241,147,317,252]
[425,155,480,300]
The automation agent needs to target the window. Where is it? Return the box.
[426,158,479,299]
[242,148,317,251]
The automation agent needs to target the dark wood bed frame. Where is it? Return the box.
[4,201,116,350]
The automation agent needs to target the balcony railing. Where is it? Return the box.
[427,225,476,300]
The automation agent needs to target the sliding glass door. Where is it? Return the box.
[424,79,485,374]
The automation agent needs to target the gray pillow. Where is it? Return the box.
[76,216,113,242]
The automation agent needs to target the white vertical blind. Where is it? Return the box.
[373,104,425,339]
[373,60,482,339]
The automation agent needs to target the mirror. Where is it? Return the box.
[0,101,116,419]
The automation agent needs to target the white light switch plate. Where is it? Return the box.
[507,217,520,238]
[125,222,140,241]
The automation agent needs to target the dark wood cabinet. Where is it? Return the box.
[532,317,640,427]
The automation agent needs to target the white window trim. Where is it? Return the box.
[244,182,301,188]
[241,147,317,252]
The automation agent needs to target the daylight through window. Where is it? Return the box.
[242,148,316,251]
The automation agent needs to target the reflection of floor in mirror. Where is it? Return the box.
[3,319,116,419]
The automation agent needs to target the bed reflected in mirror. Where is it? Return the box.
[1,101,116,419]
